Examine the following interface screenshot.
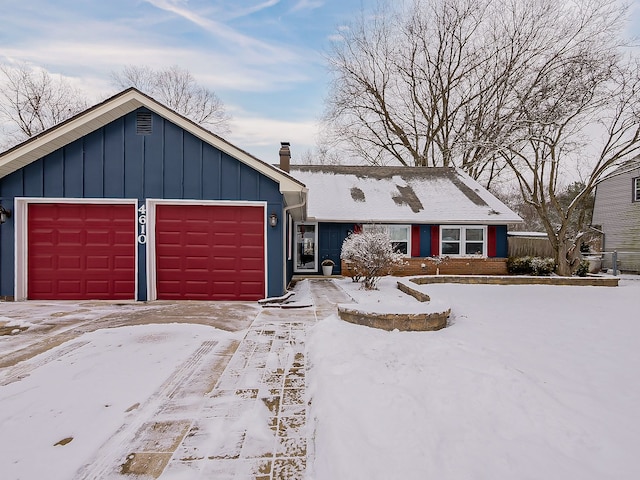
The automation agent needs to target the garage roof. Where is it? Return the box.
[0,88,307,215]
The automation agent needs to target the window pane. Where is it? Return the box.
[389,226,408,241]
[465,242,484,255]
[635,178,640,201]
[466,228,484,241]
[442,242,460,255]
[392,241,408,254]
[442,228,460,241]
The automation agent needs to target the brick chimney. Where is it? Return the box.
[279,142,291,173]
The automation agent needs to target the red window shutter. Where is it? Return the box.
[488,225,497,257]
[431,225,439,256]
[411,225,420,257]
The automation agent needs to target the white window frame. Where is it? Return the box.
[634,177,640,202]
[294,222,318,273]
[440,225,487,257]
[362,224,412,257]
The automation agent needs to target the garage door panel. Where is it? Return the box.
[87,281,110,294]
[184,232,210,244]
[58,229,83,243]
[213,232,237,244]
[58,280,82,294]
[155,204,265,300]
[30,281,53,295]
[240,258,264,271]
[28,203,136,300]
[58,255,82,269]
[185,256,209,270]
[86,256,110,269]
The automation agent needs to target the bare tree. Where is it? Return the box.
[323,0,518,179]
[324,0,640,275]
[0,63,88,148]
[111,65,231,134]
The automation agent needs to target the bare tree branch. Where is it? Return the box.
[111,65,231,135]
[323,0,640,275]
[0,63,88,149]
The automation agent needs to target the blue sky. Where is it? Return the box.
[1,0,368,161]
[3,0,640,163]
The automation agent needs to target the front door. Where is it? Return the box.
[294,222,317,272]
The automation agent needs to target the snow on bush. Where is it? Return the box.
[340,228,405,290]
[507,256,556,275]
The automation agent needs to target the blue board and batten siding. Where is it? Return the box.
[0,108,285,299]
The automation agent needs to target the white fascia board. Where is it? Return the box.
[0,92,144,179]
[0,89,307,198]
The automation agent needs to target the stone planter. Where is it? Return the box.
[322,265,334,276]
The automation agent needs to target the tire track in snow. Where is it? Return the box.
[0,340,91,386]
[74,340,221,480]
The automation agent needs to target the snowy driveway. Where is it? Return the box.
[0,280,348,480]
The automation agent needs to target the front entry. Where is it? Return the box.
[294,222,317,273]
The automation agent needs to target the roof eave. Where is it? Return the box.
[0,89,307,197]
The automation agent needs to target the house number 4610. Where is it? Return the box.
[137,205,147,244]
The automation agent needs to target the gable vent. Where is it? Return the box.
[136,112,153,135]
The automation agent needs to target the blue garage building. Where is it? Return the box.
[0,88,307,301]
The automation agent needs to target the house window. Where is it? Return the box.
[441,226,486,256]
[634,177,640,202]
[363,224,411,255]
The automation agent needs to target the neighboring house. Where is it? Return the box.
[0,88,307,301]
[592,158,640,273]
[282,158,522,276]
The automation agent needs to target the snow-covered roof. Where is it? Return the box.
[288,165,522,224]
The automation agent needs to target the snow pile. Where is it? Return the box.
[307,278,640,480]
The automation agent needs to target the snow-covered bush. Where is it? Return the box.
[530,257,556,275]
[507,256,555,275]
[340,229,405,290]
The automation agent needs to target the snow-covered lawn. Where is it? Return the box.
[307,276,640,480]
[1,277,638,479]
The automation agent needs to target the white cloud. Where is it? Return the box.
[143,0,293,59]
[291,0,324,13]
[222,0,282,20]
[226,113,319,160]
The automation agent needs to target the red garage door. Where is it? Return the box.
[155,204,265,301]
[28,203,136,300]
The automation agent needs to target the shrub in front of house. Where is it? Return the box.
[575,259,590,277]
[341,229,405,290]
[507,256,556,276]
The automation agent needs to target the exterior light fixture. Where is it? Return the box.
[0,206,11,224]
[269,212,278,227]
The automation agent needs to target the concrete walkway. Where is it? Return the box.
[157,279,352,479]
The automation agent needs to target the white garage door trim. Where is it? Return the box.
[145,199,268,301]
[14,197,139,301]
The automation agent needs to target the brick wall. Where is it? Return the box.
[341,256,509,277]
